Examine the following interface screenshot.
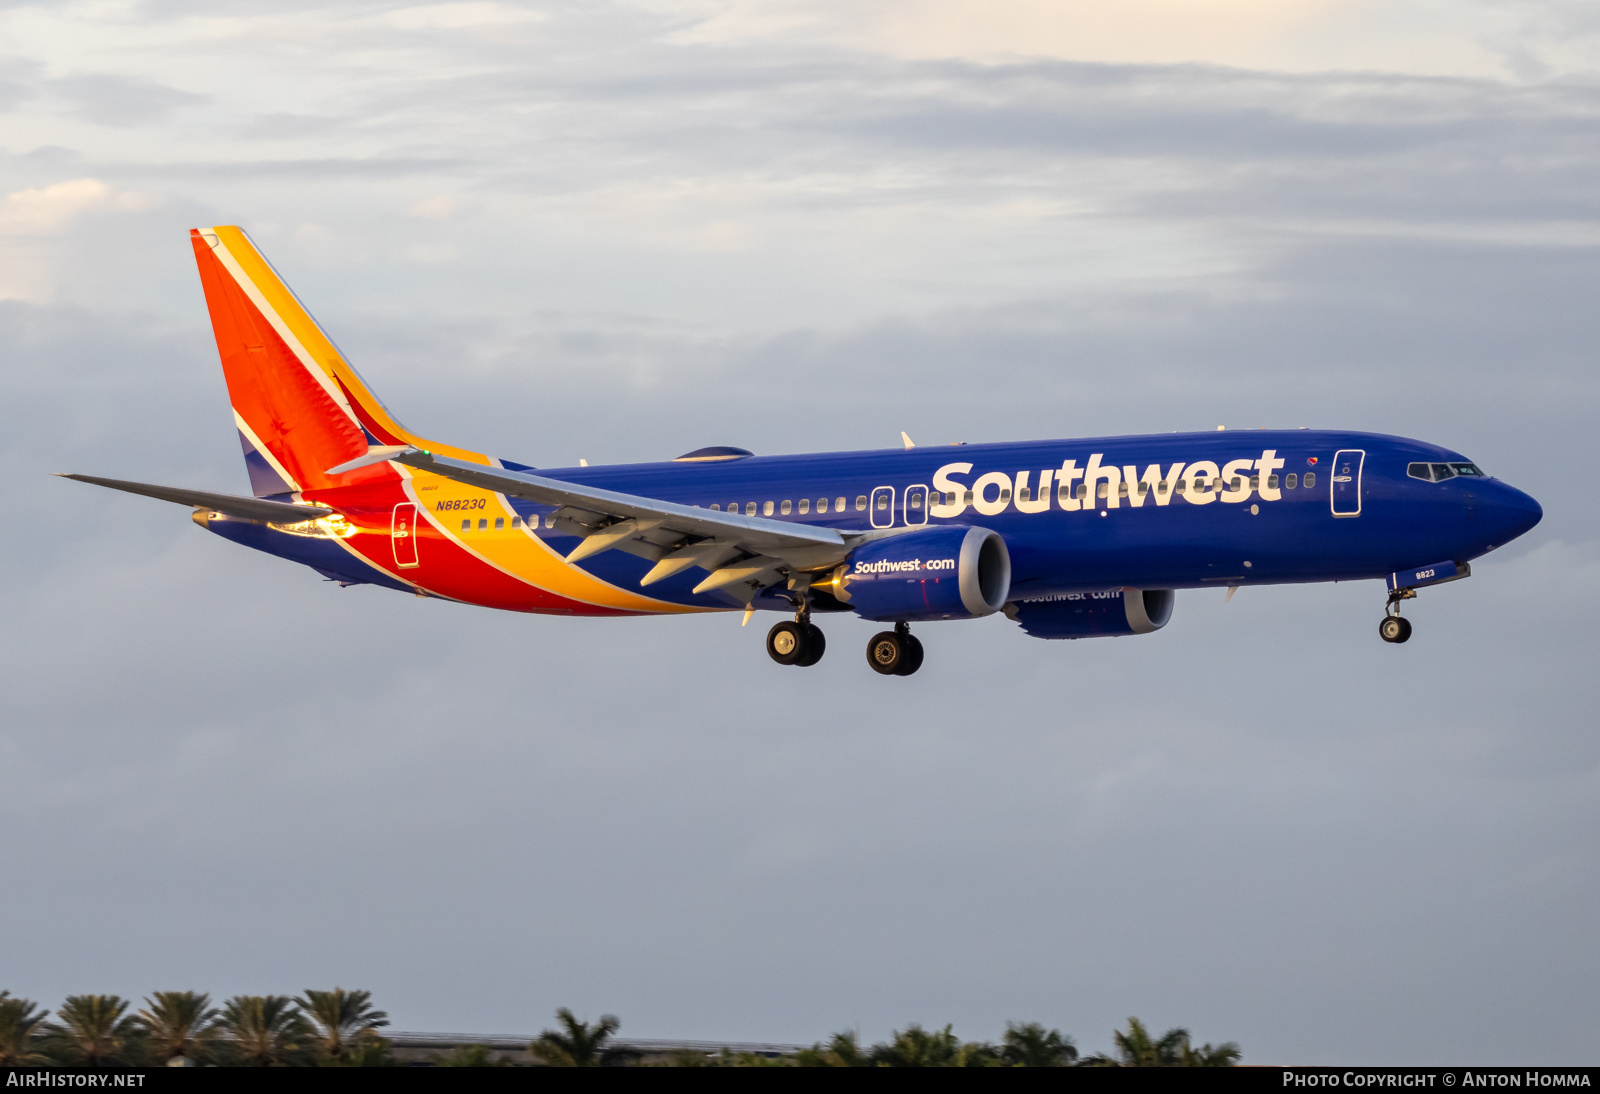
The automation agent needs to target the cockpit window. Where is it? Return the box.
[1407,462,1434,481]
[1450,462,1484,476]
[1431,463,1456,481]
[1410,461,1484,483]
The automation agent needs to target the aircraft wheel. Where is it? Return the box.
[796,623,826,667]
[1378,616,1411,644]
[768,621,807,665]
[866,631,905,675]
[894,634,924,676]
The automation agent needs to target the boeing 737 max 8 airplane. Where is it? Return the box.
[60,227,1544,675]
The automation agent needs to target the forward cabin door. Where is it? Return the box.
[1330,449,1365,517]
[391,502,421,568]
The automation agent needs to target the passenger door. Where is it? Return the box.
[1330,449,1364,517]
[391,502,421,568]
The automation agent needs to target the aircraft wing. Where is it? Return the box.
[329,446,856,596]
[56,473,333,523]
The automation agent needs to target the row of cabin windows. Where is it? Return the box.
[453,471,1332,535]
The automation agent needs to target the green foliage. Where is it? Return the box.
[327,1035,399,1067]
[219,994,312,1067]
[294,987,389,1062]
[530,1007,638,1067]
[867,1023,1000,1067]
[796,1030,870,1067]
[431,1043,516,1067]
[1082,1016,1241,1067]
[1001,1021,1078,1067]
[0,992,51,1066]
[45,995,140,1066]
[136,991,220,1065]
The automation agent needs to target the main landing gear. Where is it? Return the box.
[767,615,826,667]
[866,622,924,676]
[1379,588,1414,644]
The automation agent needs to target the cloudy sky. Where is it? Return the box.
[3,0,1598,1065]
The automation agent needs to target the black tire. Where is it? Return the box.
[1393,616,1412,644]
[768,621,806,665]
[1378,616,1405,643]
[866,631,904,675]
[894,634,924,676]
[796,623,826,666]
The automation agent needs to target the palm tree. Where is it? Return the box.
[432,1043,514,1067]
[136,991,219,1065]
[1000,1021,1077,1066]
[0,992,51,1066]
[219,995,310,1067]
[1084,1017,1239,1067]
[529,1008,637,1066]
[796,1031,870,1067]
[293,988,388,1061]
[869,1024,997,1067]
[46,995,139,1066]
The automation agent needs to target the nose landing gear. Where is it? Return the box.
[866,622,925,676]
[1379,588,1414,644]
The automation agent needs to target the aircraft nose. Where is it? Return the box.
[1485,481,1542,545]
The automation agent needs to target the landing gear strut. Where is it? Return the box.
[1379,589,1414,644]
[766,607,826,667]
[866,622,924,676]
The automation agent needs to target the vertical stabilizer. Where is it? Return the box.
[189,226,487,496]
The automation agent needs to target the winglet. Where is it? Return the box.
[901,431,915,449]
[327,445,417,475]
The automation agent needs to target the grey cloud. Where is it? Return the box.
[51,74,209,127]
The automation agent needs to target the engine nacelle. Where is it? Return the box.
[1004,589,1175,639]
[831,526,1011,622]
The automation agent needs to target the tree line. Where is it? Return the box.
[0,989,1239,1067]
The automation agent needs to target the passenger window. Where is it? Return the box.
[710,503,720,511]
[946,492,956,505]
[763,501,774,516]
[1286,473,1297,489]
[1057,485,1070,502]
[1157,482,1167,494]
[1231,477,1241,490]
[545,514,555,528]
[798,499,809,514]
[1097,483,1108,498]
[910,494,923,508]
[963,490,974,505]
[494,517,504,530]
[745,502,757,516]
[478,518,487,530]
[1249,476,1259,489]
[836,497,847,511]
[1303,472,1316,488]
[1118,482,1128,496]
[817,498,828,513]
[1077,484,1088,499]
[856,496,868,511]
[1138,482,1149,495]
[461,518,470,531]
[1175,481,1186,493]
[1431,464,1455,481]
[1018,487,1030,502]
[876,495,888,510]
[781,500,791,515]
[1000,488,1011,502]
[1268,475,1279,489]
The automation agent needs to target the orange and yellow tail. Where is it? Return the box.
[189,226,488,498]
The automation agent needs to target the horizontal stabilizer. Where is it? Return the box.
[56,473,333,523]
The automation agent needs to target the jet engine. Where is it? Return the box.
[1004,589,1175,639]
[825,526,1011,622]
